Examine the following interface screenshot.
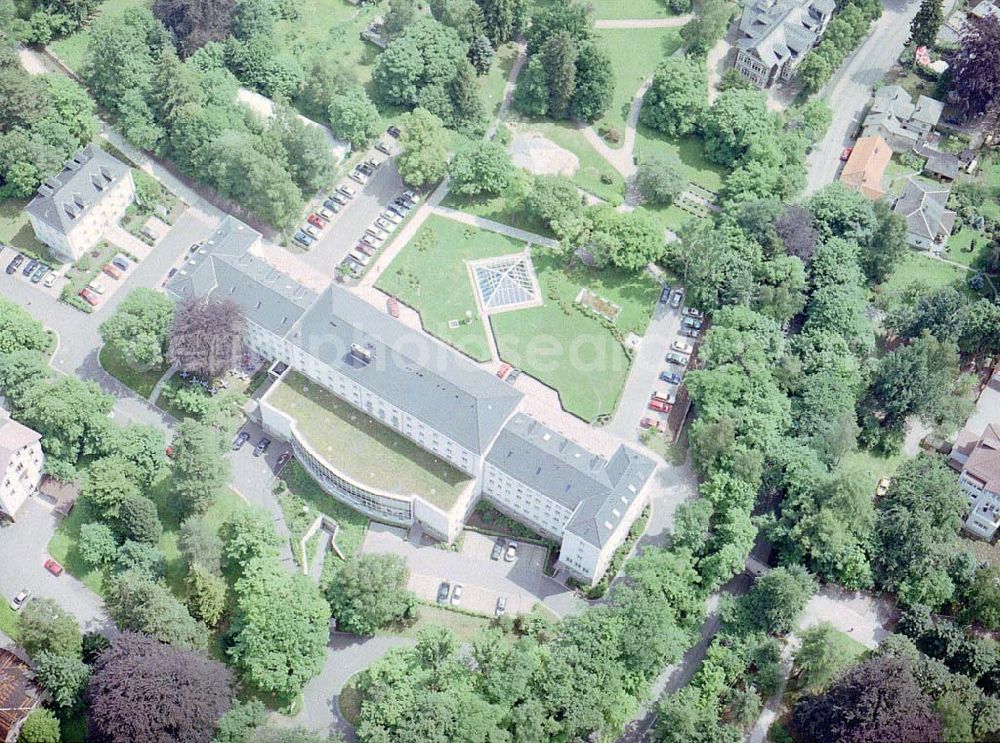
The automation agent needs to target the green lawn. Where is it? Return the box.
[839,449,905,499]
[481,43,519,121]
[880,252,974,297]
[633,125,727,232]
[588,0,680,18]
[492,251,659,421]
[0,603,19,640]
[277,459,369,571]
[794,627,869,693]
[269,372,472,510]
[49,0,147,73]
[381,603,493,642]
[512,121,625,204]
[0,198,61,264]
[376,215,527,361]
[941,226,992,270]
[593,28,682,147]
[440,188,555,237]
[99,344,168,399]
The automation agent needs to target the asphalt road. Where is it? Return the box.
[803,0,921,194]
[0,500,115,636]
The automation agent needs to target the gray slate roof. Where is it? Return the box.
[290,287,523,454]
[25,145,130,236]
[924,150,960,180]
[894,177,956,240]
[737,0,833,67]
[486,413,655,548]
[165,217,317,336]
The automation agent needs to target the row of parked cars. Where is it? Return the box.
[341,190,420,275]
[436,580,508,618]
[642,288,704,430]
[79,254,131,307]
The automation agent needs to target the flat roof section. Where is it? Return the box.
[269,371,472,512]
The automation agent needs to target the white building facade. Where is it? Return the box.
[0,411,44,521]
[26,145,135,264]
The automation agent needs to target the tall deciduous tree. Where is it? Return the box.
[228,558,331,699]
[87,632,234,743]
[326,553,416,635]
[948,16,1000,118]
[33,651,90,710]
[327,85,381,148]
[16,598,82,660]
[448,141,514,196]
[171,418,230,516]
[636,153,687,205]
[152,0,235,55]
[476,0,526,45]
[167,296,246,380]
[105,569,207,649]
[0,297,48,355]
[396,108,449,188]
[641,56,708,137]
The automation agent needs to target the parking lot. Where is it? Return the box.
[293,144,408,278]
[362,523,581,618]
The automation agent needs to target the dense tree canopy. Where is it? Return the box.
[326,554,416,635]
[396,107,449,188]
[948,16,1000,118]
[641,56,708,138]
[87,632,234,743]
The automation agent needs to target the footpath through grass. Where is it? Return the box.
[49,0,146,72]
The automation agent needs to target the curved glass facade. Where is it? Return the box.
[290,436,414,526]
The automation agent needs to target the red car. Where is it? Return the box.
[640,417,666,432]
[840,146,853,162]
[165,445,175,458]
[387,297,400,318]
[43,558,63,576]
[649,399,670,413]
[79,288,99,306]
[307,214,326,229]
[497,363,512,379]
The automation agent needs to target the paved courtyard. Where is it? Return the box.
[362,523,584,618]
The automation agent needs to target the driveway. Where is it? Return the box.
[0,499,114,636]
[227,419,297,573]
[803,0,921,194]
[292,632,415,741]
[362,523,584,618]
[606,296,684,442]
[296,158,405,277]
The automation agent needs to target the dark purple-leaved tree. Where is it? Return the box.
[86,632,234,743]
[949,16,1000,118]
[167,296,246,380]
[791,656,942,743]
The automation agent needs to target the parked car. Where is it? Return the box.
[364,228,385,241]
[112,254,130,271]
[348,172,366,185]
[491,539,505,560]
[671,340,693,355]
[649,398,670,413]
[665,352,687,366]
[641,417,667,432]
[451,583,463,605]
[338,185,356,198]
[683,316,703,329]
[680,327,699,339]
[356,163,373,176]
[360,235,377,248]
[386,297,400,318]
[232,430,250,451]
[330,193,348,206]
[21,258,38,277]
[497,362,512,379]
[307,214,326,229]
[374,218,394,232]
[506,368,521,384]
[505,542,518,562]
[682,306,703,319]
[357,243,375,257]
[375,141,391,155]
[86,282,105,295]
[189,241,202,252]
[276,452,291,470]
[876,477,891,497]
[840,146,853,161]
[652,390,676,405]
[659,285,671,303]
[79,288,99,306]
[323,199,341,212]
[386,204,407,218]
[381,210,402,224]
[43,558,63,576]
[392,197,412,211]
[349,250,370,266]
[365,158,380,169]
[252,438,271,457]
[5,254,23,274]
[402,190,420,203]
[293,230,315,247]
[437,581,450,604]
[495,596,507,618]
[659,371,682,385]
[10,589,29,612]
[670,289,684,308]
[30,264,48,283]
[304,224,320,238]
[387,125,401,138]
[102,263,122,280]
[42,272,56,288]
[319,207,335,221]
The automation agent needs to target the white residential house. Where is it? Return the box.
[861,85,944,153]
[951,424,1000,540]
[733,0,835,88]
[26,145,134,263]
[0,410,43,521]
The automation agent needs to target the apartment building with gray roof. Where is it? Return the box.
[733,0,834,88]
